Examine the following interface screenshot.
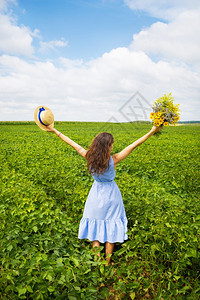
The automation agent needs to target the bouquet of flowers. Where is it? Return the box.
[150,93,181,128]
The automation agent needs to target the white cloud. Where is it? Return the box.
[0,1,67,57]
[130,10,200,66]
[59,57,83,69]
[39,38,68,53]
[0,14,34,56]
[0,0,16,12]
[0,48,199,122]
[124,0,200,20]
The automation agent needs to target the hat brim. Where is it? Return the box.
[34,105,54,131]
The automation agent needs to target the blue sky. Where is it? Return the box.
[0,0,200,122]
[16,0,160,61]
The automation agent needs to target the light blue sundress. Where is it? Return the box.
[78,156,128,243]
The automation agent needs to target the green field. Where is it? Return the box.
[0,122,200,299]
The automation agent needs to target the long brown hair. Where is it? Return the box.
[86,132,114,176]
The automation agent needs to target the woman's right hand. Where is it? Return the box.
[46,126,56,133]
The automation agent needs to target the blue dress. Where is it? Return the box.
[78,156,128,243]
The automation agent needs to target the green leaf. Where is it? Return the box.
[88,288,98,293]
[84,269,91,274]
[46,274,53,281]
[18,287,27,296]
[174,275,181,280]
[130,292,135,299]
[48,286,55,292]
[71,257,79,267]
[27,285,33,293]
[100,265,104,274]
[33,226,38,232]
[7,245,13,251]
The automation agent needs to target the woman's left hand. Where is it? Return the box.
[151,125,163,134]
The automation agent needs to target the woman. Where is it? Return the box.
[47,125,162,264]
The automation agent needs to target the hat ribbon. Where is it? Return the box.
[38,107,47,126]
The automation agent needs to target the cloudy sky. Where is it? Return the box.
[0,0,200,122]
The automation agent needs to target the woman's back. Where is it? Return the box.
[92,156,115,183]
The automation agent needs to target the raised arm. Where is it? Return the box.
[46,126,87,158]
[112,125,162,165]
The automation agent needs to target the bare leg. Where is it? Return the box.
[105,242,114,264]
[92,240,101,258]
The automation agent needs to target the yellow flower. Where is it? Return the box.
[154,121,160,126]
[150,112,155,120]
[163,122,169,126]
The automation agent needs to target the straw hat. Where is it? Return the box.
[34,105,54,131]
